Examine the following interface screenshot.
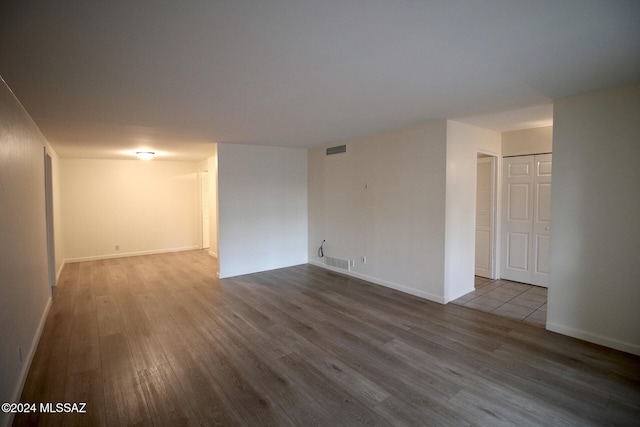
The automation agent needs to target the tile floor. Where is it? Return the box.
[452,276,547,327]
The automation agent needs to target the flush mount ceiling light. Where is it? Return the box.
[136,151,155,160]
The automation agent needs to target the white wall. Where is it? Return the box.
[548,85,640,355]
[445,121,501,301]
[61,159,200,261]
[217,144,307,278]
[502,126,553,157]
[308,120,500,303]
[0,79,53,427]
[308,122,449,302]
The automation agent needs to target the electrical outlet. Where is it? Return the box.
[361,256,367,264]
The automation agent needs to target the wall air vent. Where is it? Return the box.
[325,256,352,271]
[326,145,347,155]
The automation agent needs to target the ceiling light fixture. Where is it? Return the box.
[136,151,155,160]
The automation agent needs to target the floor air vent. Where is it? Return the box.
[325,256,352,271]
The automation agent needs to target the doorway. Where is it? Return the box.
[200,171,210,249]
[44,148,55,287]
[475,153,498,279]
[501,153,552,287]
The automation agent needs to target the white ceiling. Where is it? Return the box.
[1,0,639,161]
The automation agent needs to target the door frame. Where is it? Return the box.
[44,147,56,287]
[198,170,209,249]
[476,150,500,280]
[500,152,552,286]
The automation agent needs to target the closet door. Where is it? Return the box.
[501,154,552,286]
[502,156,535,283]
[531,154,552,286]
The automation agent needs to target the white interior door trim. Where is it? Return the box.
[475,155,497,279]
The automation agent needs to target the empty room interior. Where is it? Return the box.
[1,1,639,426]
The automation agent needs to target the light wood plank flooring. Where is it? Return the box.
[14,250,640,426]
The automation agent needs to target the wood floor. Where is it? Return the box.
[14,250,640,426]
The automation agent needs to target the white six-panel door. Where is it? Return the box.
[531,154,552,286]
[501,154,552,287]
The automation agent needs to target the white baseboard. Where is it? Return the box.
[64,245,201,263]
[208,250,218,258]
[546,322,640,356]
[309,261,446,304]
[4,297,52,427]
